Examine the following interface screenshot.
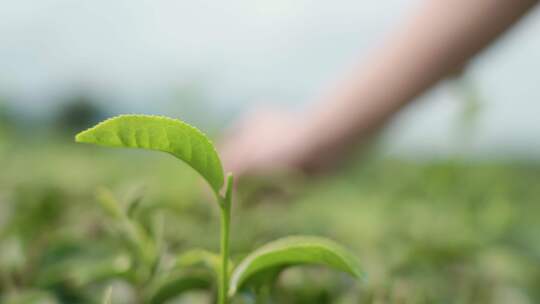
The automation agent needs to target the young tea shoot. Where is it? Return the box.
[76,114,363,303]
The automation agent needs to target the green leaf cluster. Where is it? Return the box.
[76,115,363,303]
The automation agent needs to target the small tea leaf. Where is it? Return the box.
[1,290,58,304]
[71,255,132,286]
[176,249,222,276]
[95,188,124,220]
[229,236,363,296]
[176,249,234,279]
[145,270,211,304]
[95,188,156,266]
[76,115,224,193]
[102,287,113,304]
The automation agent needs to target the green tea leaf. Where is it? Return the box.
[229,236,363,296]
[143,250,231,303]
[176,249,222,277]
[175,249,234,278]
[95,188,124,220]
[144,270,211,304]
[95,188,156,267]
[71,255,132,286]
[75,115,224,193]
[102,287,113,304]
[1,291,58,304]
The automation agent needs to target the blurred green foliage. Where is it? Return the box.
[0,139,539,303]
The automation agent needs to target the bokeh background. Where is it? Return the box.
[0,1,539,303]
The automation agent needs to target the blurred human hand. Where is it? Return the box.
[220,107,322,177]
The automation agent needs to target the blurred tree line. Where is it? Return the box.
[53,94,105,135]
[0,81,217,140]
[0,93,105,139]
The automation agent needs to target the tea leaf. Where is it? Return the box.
[102,287,113,304]
[76,115,224,193]
[95,188,156,266]
[71,255,132,286]
[95,188,123,220]
[144,250,228,303]
[229,236,363,296]
[1,290,58,304]
[176,249,222,276]
[176,249,234,278]
[145,270,211,304]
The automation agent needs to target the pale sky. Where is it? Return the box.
[1,0,539,158]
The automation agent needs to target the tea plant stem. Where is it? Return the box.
[218,174,234,304]
[219,204,230,304]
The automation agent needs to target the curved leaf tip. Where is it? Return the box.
[75,114,224,193]
[229,236,363,296]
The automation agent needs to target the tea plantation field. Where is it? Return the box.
[1,141,539,303]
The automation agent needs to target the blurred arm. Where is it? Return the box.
[301,0,537,166]
[221,0,537,175]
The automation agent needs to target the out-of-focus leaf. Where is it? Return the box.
[1,290,58,304]
[144,270,212,304]
[126,189,145,219]
[229,236,363,296]
[95,188,123,220]
[0,237,25,272]
[70,255,132,286]
[75,114,224,194]
[102,287,113,304]
[95,188,156,267]
[142,250,231,303]
[35,253,131,288]
[176,249,223,277]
